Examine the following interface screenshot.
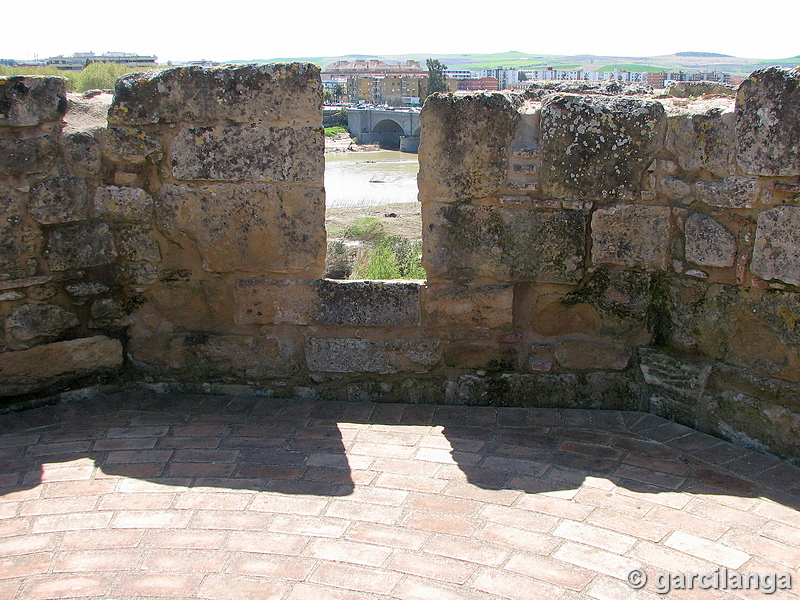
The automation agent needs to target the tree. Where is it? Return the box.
[333,84,344,103]
[518,70,528,81]
[425,59,448,97]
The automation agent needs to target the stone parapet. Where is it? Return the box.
[2,65,800,464]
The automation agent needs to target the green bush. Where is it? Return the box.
[343,217,387,243]
[351,236,425,280]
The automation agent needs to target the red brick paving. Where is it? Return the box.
[0,392,799,599]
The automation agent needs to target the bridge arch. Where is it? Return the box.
[371,119,405,149]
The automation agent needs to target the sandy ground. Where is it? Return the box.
[325,201,422,241]
[325,133,421,241]
[324,132,381,153]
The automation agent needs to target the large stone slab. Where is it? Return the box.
[306,338,443,374]
[45,223,118,271]
[422,283,513,330]
[93,186,153,222]
[751,205,800,286]
[665,104,734,176]
[235,279,420,327]
[418,93,520,201]
[684,213,736,268]
[156,183,325,275]
[668,281,800,380]
[0,335,123,397]
[129,332,303,380]
[170,125,323,182]
[28,176,89,224]
[453,371,641,409]
[424,203,586,283]
[4,303,79,346]
[692,176,759,209]
[539,94,664,200]
[736,66,800,176]
[108,64,322,126]
[312,280,420,327]
[0,76,67,127]
[0,135,57,175]
[101,127,163,164]
[591,204,671,270]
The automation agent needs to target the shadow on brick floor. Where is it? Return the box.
[1,391,799,511]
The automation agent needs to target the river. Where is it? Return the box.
[325,150,420,208]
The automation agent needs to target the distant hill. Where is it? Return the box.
[248,51,798,78]
[676,52,734,57]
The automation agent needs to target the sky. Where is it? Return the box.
[4,0,799,63]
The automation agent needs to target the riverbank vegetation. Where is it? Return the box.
[325,213,425,280]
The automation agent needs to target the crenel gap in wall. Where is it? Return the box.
[323,107,424,281]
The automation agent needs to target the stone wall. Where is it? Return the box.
[1,65,799,463]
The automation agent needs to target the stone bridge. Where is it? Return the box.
[347,107,421,151]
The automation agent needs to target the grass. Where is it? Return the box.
[325,215,424,280]
[324,126,349,138]
[0,62,164,92]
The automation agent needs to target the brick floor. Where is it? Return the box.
[1,391,799,599]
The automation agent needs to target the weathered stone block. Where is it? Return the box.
[591,204,671,270]
[685,214,736,268]
[751,206,800,287]
[108,64,322,126]
[313,280,420,326]
[0,335,123,397]
[306,338,443,374]
[4,303,79,345]
[422,283,513,330]
[101,127,163,164]
[88,298,126,329]
[61,131,101,176]
[736,67,800,176]
[418,93,520,201]
[130,331,303,380]
[665,104,734,176]
[156,183,324,275]
[234,280,317,326]
[668,282,800,380]
[554,339,631,370]
[28,177,89,224]
[453,371,641,410]
[660,177,691,201]
[0,135,57,175]
[45,223,118,271]
[709,388,800,460]
[134,279,232,332]
[93,186,153,222]
[0,185,23,273]
[170,125,323,182]
[424,203,586,283]
[639,347,712,427]
[115,229,161,263]
[692,176,759,209]
[539,94,664,200]
[66,282,109,298]
[0,76,67,126]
